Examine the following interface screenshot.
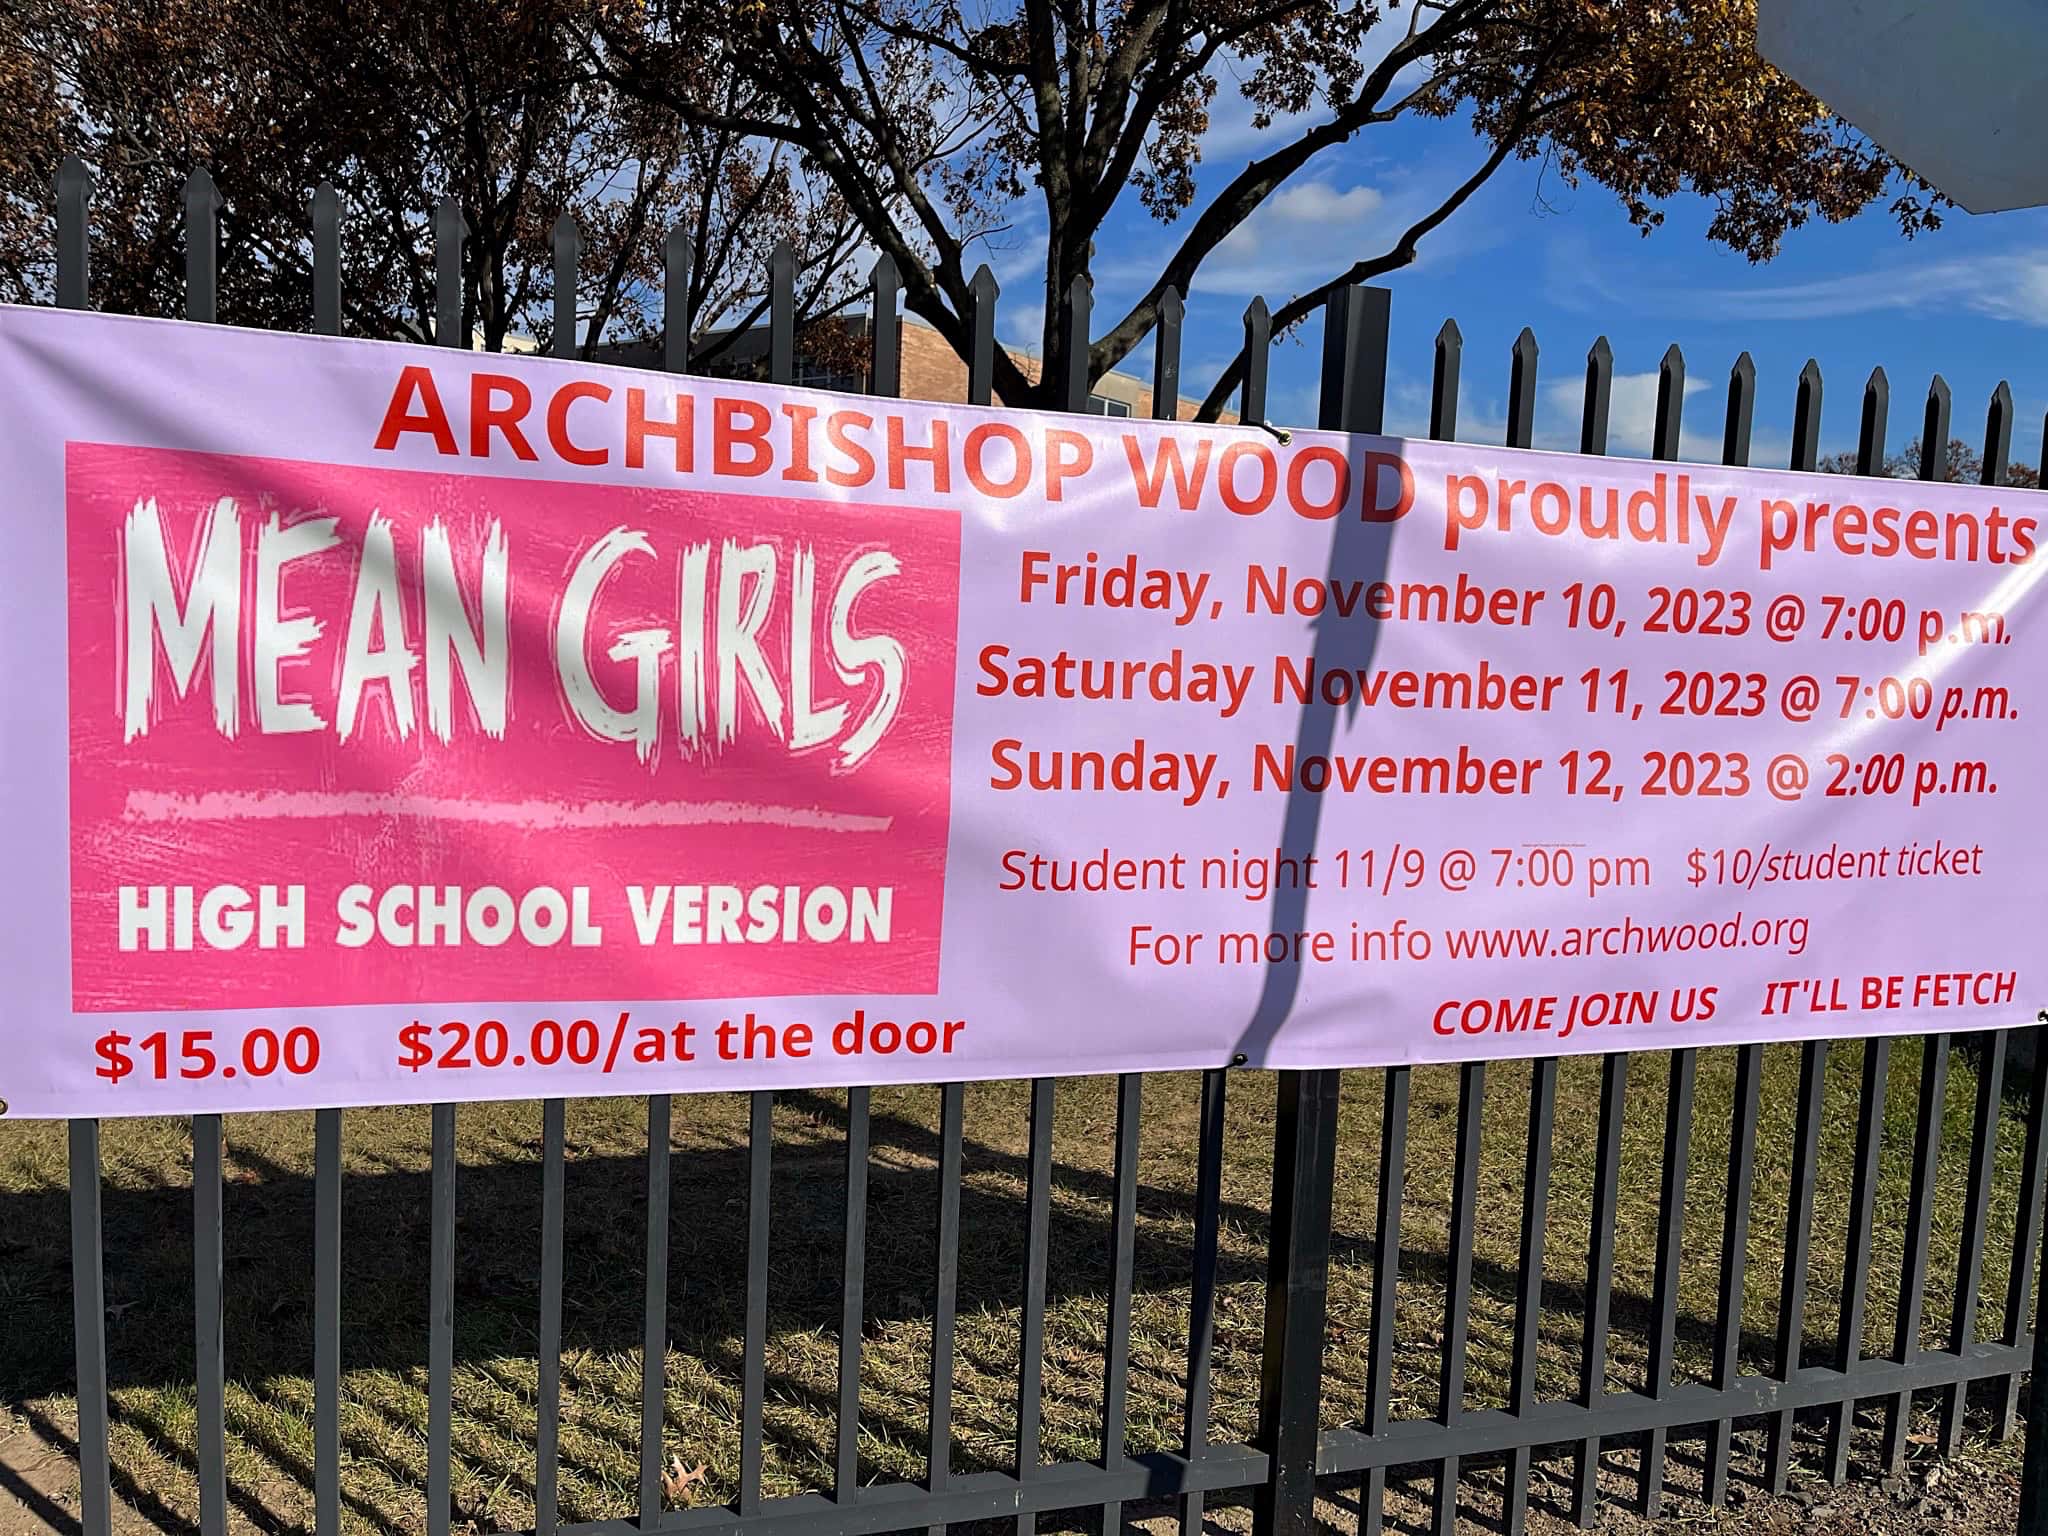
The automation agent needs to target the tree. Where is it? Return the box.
[598,0,1945,415]
[1818,437,2040,487]
[0,0,863,360]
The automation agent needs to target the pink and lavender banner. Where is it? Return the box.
[2,304,2041,1116]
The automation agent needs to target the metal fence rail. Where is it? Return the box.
[33,155,2048,1536]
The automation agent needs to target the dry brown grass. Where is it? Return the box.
[0,1041,2036,1534]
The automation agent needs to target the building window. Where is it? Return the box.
[795,358,864,393]
[1086,394,1133,417]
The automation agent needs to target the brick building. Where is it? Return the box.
[598,312,1224,421]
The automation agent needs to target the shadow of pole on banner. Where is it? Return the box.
[1230,286,1398,1062]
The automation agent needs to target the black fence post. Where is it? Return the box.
[1253,1068,1342,1536]
[56,155,92,310]
[1153,287,1183,420]
[434,196,466,349]
[663,226,692,375]
[552,213,579,359]
[869,253,901,399]
[967,264,999,407]
[1242,297,1271,424]
[2023,1187,2048,1531]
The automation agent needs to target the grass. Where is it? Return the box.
[0,1039,2038,1534]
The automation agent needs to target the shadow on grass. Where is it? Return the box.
[3,1083,1808,1403]
[2,1062,2031,1535]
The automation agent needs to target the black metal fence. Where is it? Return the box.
[24,156,2048,1536]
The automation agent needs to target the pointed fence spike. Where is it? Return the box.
[1653,343,1685,462]
[1152,287,1184,421]
[768,239,796,386]
[1856,367,1890,476]
[1983,381,2013,486]
[1241,295,1272,426]
[185,167,220,325]
[1058,273,1093,413]
[967,263,999,407]
[1791,360,1823,472]
[663,226,691,375]
[435,196,468,349]
[1723,352,1756,468]
[1430,319,1463,442]
[312,183,342,337]
[1920,376,1951,480]
[1506,327,1538,450]
[552,212,580,359]
[1580,337,1613,457]
[56,155,94,310]
[869,253,901,399]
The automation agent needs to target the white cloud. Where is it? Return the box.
[1191,179,1389,295]
[1575,248,2048,330]
[1003,300,1047,353]
[1267,182,1384,224]
[1547,369,1707,458]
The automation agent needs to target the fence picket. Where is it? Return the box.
[1983,381,2014,486]
[1506,328,1537,449]
[1241,297,1271,424]
[1434,1062,1486,1535]
[1178,1069,1228,1536]
[769,239,795,384]
[968,265,999,407]
[1920,377,1952,480]
[552,214,579,359]
[642,1094,673,1525]
[1651,343,1683,461]
[927,1083,965,1535]
[427,1102,456,1536]
[1764,1043,1828,1492]
[1571,1056,1627,1526]
[1997,1026,2048,1438]
[1058,274,1091,412]
[68,1119,111,1536]
[1100,1074,1144,1536]
[1429,320,1462,443]
[740,1092,774,1516]
[1724,352,1756,467]
[536,1099,566,1536]
[1942,1030,2007,1454]
[312,183,341,339]
[313,1109,342,1536]
[1884,1037,1951,1473]
[1579,337,1611,455]
[664,227,692,374]
[837,1088,873,1501]
[1154,288,1184,420]
[1360,1067,1411,1536]
[1015,1079,1055,1536]
[870,254,901,399]
[1825,1042,1893,1482]
[1792,360,1823,472]
[56,155,92,309]
[1505,1059,1558,1534]
[194,1114,227,1536]
[1857,367,1890,475]
[1641,1050,1698,1515]
[1704,1045,1763,1506]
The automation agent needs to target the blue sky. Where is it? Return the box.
[974,78,2048,471]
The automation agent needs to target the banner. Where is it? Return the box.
[2,304,2040,1117]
